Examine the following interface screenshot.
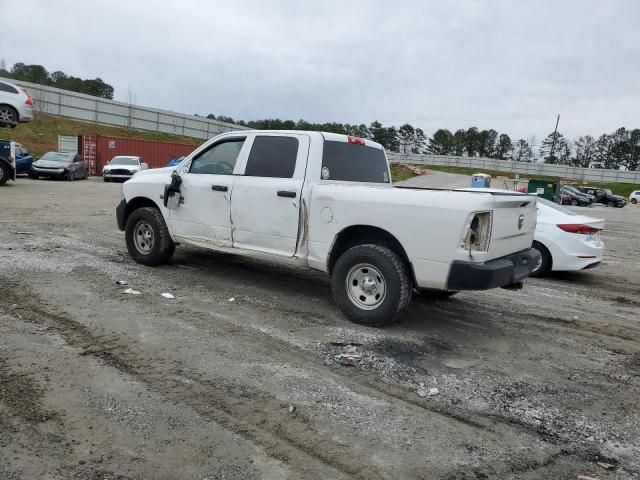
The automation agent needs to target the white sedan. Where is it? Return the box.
[459,189,605,277]
[530,197,604,277]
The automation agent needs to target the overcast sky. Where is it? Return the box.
[3,0,639,143]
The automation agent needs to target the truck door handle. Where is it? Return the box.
[277,190,297,198]
[211,185,228,192]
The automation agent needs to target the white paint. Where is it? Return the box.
[123,130,539,291]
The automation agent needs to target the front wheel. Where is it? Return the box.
[331,244,412,326]
[607,201,614,208]
[125,207,175,266]
[67,169,74,181]
[570,199,578,206]
[530,241,552,278]
[632,198,637,205]
[0,162,9,186]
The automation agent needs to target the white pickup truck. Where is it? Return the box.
[116,131,539,326]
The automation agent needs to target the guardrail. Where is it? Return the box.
[3,77,248,140]
[387,153,640,184]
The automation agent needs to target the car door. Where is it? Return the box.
[230,133,309,257]
[169,136,248,247]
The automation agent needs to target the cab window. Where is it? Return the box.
[190,138,245,175]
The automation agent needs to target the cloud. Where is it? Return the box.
[4,0,639,142]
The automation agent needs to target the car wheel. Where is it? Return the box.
[419,289,458,300]
[607,201,614,208]
[28,172,38,179]
[0,105,18,125]
[0,162,9,186]
[530,241,552,278]
[125,207,175,266]
[632,198,637,204]
[67,169,74,181]
[332,244,412,326]
[570,199,578,206]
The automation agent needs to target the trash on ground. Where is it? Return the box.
[123,288,141,295]
[577,476,600,480]
[116,280,128,285]
[288,405,296,413]
[334,353,362,366]
[428,387,440,396]
[416,389,428,397]
[11,231,35,235]
[596,462,616,470]
[417,387,440,397]
[228,297,235,302]
[161,292,175,299]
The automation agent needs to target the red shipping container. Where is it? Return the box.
[83,135,200,175]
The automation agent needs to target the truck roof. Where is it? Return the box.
[223,130,384,150]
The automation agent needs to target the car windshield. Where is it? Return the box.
[603,189,613,195]
[563,186,579,193]
[537,197,578,215]
[110,157,139,166]
[40,152,73,163]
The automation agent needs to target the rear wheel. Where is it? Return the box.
[125,207,175,266]
[0,105,18,126]
[570,199,578,206]
[332,244,412,326]
[530,241,552,278]
[632,198,637,204]
[607,201,614,208]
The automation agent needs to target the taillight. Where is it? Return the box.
[347,136,365,145]
[20,87,33,105]
[557,224,601,234]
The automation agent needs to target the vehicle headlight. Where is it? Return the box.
[460,211,492,252]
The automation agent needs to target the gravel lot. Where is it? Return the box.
[1,178,639,480]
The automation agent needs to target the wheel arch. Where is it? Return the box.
[123,196,164,227]
[327,225,415,283]
[0,103,19,121]
[532,239,553,271]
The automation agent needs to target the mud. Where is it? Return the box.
[0,178,639,479]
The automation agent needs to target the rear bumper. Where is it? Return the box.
[116,198,127,231]
[446,248,540,290]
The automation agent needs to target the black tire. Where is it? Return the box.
[0,162,10,186]
[419,289,458,300]
[103,176,109,182]
[67,169,74,181]
[570,199,578,206]
[607,201,614,208]
[530,241,552,278]
[28,172,38,179]
[125,207,175,266]
[0,105,18,125]
[331,244,412,326]
[632,198,637,205]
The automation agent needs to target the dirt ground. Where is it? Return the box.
[1,177,639,480]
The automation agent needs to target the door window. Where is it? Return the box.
[190,138,245,175]
[244,136,299,178]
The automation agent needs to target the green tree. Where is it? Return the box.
[540,131,568,164]
[573,135,596,167]
[427,129,454,155]
[496,134,512,159]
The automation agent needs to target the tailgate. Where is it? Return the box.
[488,195,537,260]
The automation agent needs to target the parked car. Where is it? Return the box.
[560,185,593,206]
[30,151,89,180]
[116,130,540,326]
[14,144,34,175]
[166,156,185,168]
[103,156,148,182]
[0,139,17,185]
[466,189,605,277]
[0,79,34,127]
[577,187,626,207]
[629,190,640,205]
[531,197,604,277]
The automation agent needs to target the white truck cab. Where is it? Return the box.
[116,130,539,325]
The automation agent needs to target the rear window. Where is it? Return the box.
[0,82,18,94]
[321,141,389,183]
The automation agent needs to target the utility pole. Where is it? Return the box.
[548,114,560,162]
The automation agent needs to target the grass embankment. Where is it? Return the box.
[391,163,640,198]
[0,114,202,157]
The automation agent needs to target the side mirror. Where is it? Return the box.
[163,171,182,209]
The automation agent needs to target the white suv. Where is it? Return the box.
[0,80,34,127]
[629,190,640,205]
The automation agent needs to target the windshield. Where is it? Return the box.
[563,186,579,194]
[40,152,73,163]
[603,189,613,195]
[110,157,139,166]
[537,197,578,215]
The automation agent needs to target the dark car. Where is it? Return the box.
[30,151,89,181]
[577,187,626,208]
[560,185,593,206]
[14,144,34,175]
